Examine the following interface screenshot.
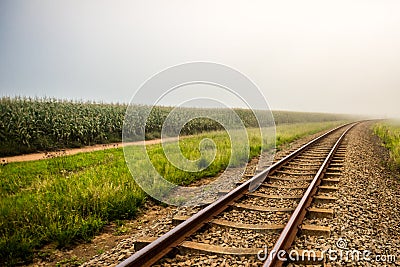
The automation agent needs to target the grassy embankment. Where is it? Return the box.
[0,121,347,265]
[374,121,400,170]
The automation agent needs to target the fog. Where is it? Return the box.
[1,0,400,118]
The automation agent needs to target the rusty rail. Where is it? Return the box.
[117,123,353,267]
[263,122,357,267]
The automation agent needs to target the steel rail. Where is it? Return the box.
[117,122,353,267]
[263,122,358,267]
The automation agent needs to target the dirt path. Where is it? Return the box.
[0,137,181,164]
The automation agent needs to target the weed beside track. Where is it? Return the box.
[373,121,400,170]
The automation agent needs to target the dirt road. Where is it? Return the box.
[0,137,181,163]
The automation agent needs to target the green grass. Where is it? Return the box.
[374,121,400,170]
[0,121,346,265]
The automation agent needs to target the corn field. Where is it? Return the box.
[0,96,351,156]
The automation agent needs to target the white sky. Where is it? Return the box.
[1,0,400,118]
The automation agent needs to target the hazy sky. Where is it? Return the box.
[1,1,400,117]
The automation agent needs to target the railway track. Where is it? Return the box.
[117,122,358,267]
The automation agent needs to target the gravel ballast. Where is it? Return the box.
[292,122,400,267]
